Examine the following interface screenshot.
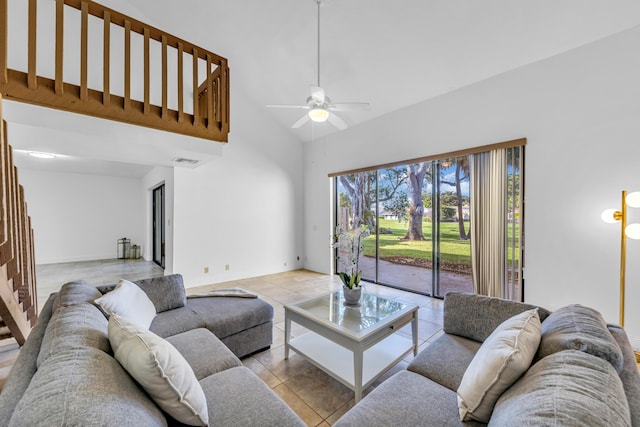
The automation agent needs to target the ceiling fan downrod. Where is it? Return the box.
[316,0,321,88]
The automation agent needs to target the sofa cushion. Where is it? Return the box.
[490,350,631,427]
[150,305,206,338]
[199,366,305,427]
[52,280,102,312]
[9,347,166,427]
[457,308,541,423]
[444,292,549,343]
[407,333,481,391]
[334,370,483,427]
[166,328,242,380]
[96,279,157,328]
[187,297,274,339]
[37,302,110,368]
[135,274,187,313]
[536,304,623,372]
[109,315,208,426]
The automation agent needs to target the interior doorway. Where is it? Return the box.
[152,185,165,268]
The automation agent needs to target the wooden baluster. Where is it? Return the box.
[221,59,229,133]
[177,42,184,123]
[0,0,6,84]
[161,35,168,120]
[214,79,219,122]
[192,48,199,125]
[55,0,64,94]
[103,11,111,105]
[80,1,88,100]
[143,28,150,114]
[124,20,131,110]
[206,55,213,129]
[28,0,37,89]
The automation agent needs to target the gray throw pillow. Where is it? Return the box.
[135,274,187,313]
[489,350,631,427]
[536,304,623,372]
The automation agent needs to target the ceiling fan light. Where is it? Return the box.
[308,108,330,122]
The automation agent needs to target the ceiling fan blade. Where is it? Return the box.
[266,104,310,110]
[327,112,348,130]
[292,114,310,129]
[329,102,371,112]
[310,86,325,104]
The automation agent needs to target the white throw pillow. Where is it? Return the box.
[95,279,156,329]
[108,314,209,426]
[457,308,541,423]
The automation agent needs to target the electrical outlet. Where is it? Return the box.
[204,266,209,274]
[284,262,287,267]
[296,256,300,261]
[225,264,230,271]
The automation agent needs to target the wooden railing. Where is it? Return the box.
[0,94,37,345]
[0,0,229,142]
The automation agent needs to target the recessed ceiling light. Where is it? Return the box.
[28,151,57,159]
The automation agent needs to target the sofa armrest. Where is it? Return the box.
[443,292,550,342]
[0,294,56,427]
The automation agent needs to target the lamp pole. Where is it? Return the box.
[619,190,627,327]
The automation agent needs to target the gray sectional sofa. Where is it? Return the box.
[335,293,640,426]
[0,274,305,426]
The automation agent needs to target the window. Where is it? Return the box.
[332,140,525,300]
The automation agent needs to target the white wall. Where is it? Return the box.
[142,166,175,273]
[304,27,640,346]
[19,170,145,264]
[171,85,305,287]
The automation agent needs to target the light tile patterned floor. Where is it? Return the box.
[1,261,445,426]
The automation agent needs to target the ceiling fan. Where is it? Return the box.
[267,0,370,130]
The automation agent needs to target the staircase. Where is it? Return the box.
[0,95,38,345]
[0,0,229,142]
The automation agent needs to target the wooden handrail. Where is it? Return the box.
[0,0,230,142]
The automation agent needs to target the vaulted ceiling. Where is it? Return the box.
[6,0,640,176]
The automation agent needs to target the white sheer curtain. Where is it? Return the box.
[470,149,507,297]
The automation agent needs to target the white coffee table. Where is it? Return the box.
[284,290,418,402]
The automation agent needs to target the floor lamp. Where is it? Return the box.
[602,190,640,361]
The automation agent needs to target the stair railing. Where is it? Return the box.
[0,0,229,142]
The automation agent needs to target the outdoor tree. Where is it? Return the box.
[441,206,457,221]
[441,158,470,240]
[339,173,371,230]
[339,169,408,231]
[403,162,430,240]
[385,192,410,223]
[339,192,352,209]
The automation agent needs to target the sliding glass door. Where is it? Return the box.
[334,157,474,297]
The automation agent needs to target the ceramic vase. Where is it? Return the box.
[343,286,362,305]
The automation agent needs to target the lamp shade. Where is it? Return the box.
[626,192,640,208]
[601,208,620,224]
[308,108,330,122]
[625,223,640,240]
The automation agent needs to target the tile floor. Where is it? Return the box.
[1,260,445,426]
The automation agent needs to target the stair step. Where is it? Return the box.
[0,331,12,341]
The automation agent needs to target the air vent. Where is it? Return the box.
[173,157,199,165]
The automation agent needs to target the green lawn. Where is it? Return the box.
[361,218,520,267]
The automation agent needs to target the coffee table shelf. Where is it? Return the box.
[289,331,413,389]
